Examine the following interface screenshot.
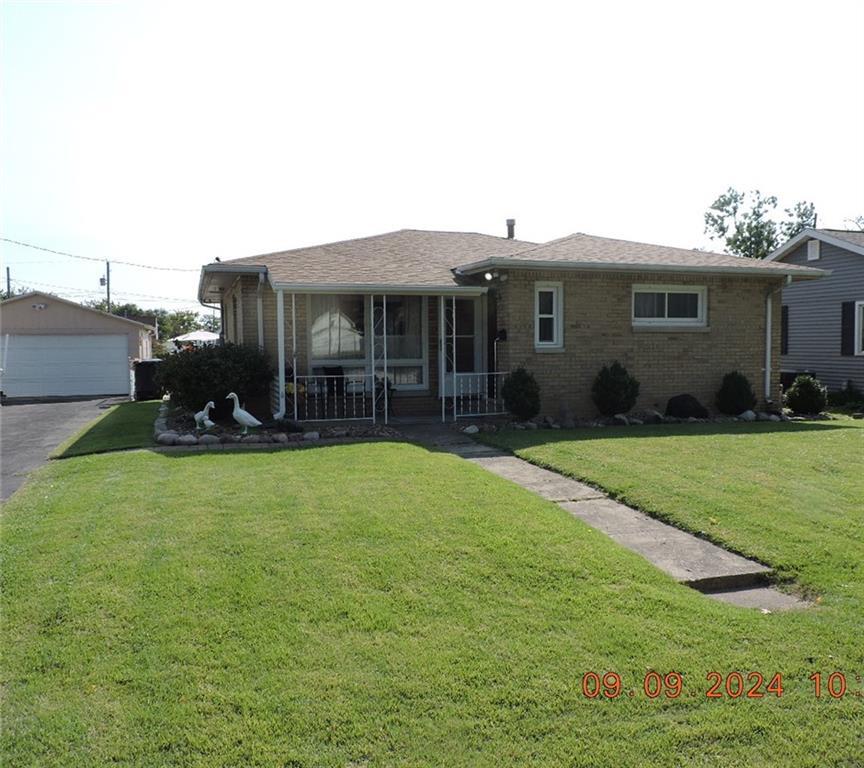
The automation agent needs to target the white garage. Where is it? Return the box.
[1,334,132,397]
[0,292,155,399]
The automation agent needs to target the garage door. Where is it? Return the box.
[1,335,131,397]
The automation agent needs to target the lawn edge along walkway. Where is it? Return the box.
[401,424,807,612]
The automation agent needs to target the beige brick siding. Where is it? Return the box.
[226,270,782,420]
[495,270,783,418]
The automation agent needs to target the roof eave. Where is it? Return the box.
[197,263,268,304]
[767,228,864,261]
[456,258,829,280]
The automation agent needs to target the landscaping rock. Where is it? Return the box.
[665,394,709,419]
[643,409,665,424]
[241,435,261,444]
[462,425,480,435]
[271,432,289,443]
[561,418,576,429]
[156,431,178,445]
[303,431,320,441]
[525,421,538,430]
[198,434,220,446]
[756,411,773,422]
[612,414,629,426]
[629,417,644,426]
[177,434,198,446]
[768,414,781,422]
[853,412,864,420]
[738,410,757,422]
[329,428,349,438]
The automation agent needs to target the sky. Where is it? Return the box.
[2,0,863,314]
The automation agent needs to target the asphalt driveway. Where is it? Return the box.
[0,398,125,501]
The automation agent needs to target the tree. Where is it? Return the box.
[845,215,864,231]
[0,284,30,301]
[199,313,221,333]
[83,301,213,340]
[704,188,816,259]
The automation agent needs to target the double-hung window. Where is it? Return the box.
[632,285,707,328]
[535,282,563,349]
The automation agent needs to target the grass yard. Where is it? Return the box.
[2,439,863,766]
[52,400,160,458]
[481,418,864,603]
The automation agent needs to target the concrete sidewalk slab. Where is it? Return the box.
[472,456,605,502]
[399,423,806,610]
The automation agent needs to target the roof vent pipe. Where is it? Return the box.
[506,218,515,239]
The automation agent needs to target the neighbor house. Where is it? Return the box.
[197,224,825,422]
[0,291,155,399]
[766,228,864,392]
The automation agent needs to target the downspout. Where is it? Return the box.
[256,273,265,350]
[764,276,791,403]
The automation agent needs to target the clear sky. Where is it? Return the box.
[2,0,863,313]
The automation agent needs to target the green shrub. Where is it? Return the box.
[784,374,827,415]
[827,379,864,408]
[591,361,640,416]
[715,370,757,415]
[156,343,275,418]
[502,368,541,421]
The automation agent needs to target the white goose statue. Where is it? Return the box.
[194,401,216,431]
[226,392,262,434]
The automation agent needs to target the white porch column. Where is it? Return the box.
[236,282,244,343]
[451,295,457,422]
[291,292,298,422]
[382,294,388,425]
[274,289,286,418]
[440,295,445,423]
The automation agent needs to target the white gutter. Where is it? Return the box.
[764,276,791,402]
[456,258,829,280]
[268,281,487,295]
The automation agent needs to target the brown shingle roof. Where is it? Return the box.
[201,229,826,301]
[458,233,826,279]
[223,229,536,288]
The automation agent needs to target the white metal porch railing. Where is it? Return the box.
[290,374,385,422]
[453,371,508,419]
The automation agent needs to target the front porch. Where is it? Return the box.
[272,292,508,424]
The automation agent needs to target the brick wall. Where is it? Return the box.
[495,269,783,418]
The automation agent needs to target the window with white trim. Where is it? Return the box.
[632,285,707,327]
[535,282,563,349]
[807,240,821,261]
[856,301,864,355]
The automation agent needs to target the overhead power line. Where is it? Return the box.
[0,237,200,272]
[10,277,198,305]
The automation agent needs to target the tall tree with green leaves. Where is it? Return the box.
[704,188,817,259]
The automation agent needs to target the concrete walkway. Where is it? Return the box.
[401,424,805,611]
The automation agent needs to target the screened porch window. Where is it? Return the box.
[310,295,366,360]
[374,296,427,388]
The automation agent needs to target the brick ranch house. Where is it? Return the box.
[197,224,826,423]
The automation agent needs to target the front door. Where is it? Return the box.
[439,296,483,397]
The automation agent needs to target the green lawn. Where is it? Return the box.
[481,418,864,603]
[2,441,863,767]
[52,400,160,458]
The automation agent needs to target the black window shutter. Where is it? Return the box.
[840,301,855,356]
[781,305,789,355]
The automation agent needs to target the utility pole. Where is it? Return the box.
[5,266,10,296]
[106,260,111,313]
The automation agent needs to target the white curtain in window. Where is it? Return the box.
[310,295,365,359]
